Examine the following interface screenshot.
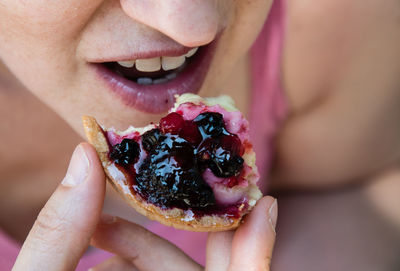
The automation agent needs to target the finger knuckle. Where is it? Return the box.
[36,204,70,232]
[30,204,71,250]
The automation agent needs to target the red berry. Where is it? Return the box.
[220,135,243,156]
[227,177,239,188]
[179,121,202,145]
[159,112,185,134]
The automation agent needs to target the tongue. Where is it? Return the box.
[105,62,176,80]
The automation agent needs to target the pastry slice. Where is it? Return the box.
[82,94,262,232]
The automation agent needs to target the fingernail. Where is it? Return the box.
[268,199,278,233]
[61,145,90,187]
[100,213,117,224]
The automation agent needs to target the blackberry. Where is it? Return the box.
[136,134,216,209]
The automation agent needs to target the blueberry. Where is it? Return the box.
[110,138,140,166]
[208,149,244,178]
[194,112,225,137]
[141,129,162,152]
[196,134,244,178]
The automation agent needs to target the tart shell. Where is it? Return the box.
[83,116,243,231]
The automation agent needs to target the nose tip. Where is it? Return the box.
[160,12,219,48]
[120,0,219,47]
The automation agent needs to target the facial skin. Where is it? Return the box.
[0,0,271,129]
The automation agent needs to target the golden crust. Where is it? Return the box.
[82,116,242,232]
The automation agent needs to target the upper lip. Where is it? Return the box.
[87,46,195,63]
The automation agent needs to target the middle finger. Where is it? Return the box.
[91,214,202,271]
[89,255,138,271]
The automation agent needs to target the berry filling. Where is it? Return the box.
[106,106,253,217]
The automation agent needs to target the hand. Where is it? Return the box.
[89,196,277,271]
[12,143,278,271]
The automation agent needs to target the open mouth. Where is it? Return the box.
[92,41,217,114]
[104,47,198,86]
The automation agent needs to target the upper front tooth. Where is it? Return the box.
[162,55,185,71]
[117,60,135,68]
[135,57,161,72]
[185,47,198,58]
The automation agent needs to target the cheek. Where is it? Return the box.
[0,0,103,53]
[231,0,273,48]
[0,0,101,96]
[0,0,101,34]
[205,0,272,87]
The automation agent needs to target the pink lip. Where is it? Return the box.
[90,41,217,114]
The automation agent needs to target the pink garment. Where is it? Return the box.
[0,1,287,270]
[250,0,288,191]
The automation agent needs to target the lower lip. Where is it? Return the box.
[91,41,217,114]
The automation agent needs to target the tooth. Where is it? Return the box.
[117,60,135,68]
[153,78,168,84]
[135,57,161,72]
[137,77,153,85]
[185,47,198,58]
[162,55,185,71]
[166,72,177,80]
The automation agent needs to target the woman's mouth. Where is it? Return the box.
[91,40,217,114]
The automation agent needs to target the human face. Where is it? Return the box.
[0,0,272,131]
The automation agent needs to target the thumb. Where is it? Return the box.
[229,196,278,271]
[13,143,106,271]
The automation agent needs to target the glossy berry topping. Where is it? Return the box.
[109,138,140,166]
[108,111,246,211]
[141,129,162,152]
[194,112,225,137]
[207,148,244,178]
[196,135,244,178]
[136,135,215,209]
